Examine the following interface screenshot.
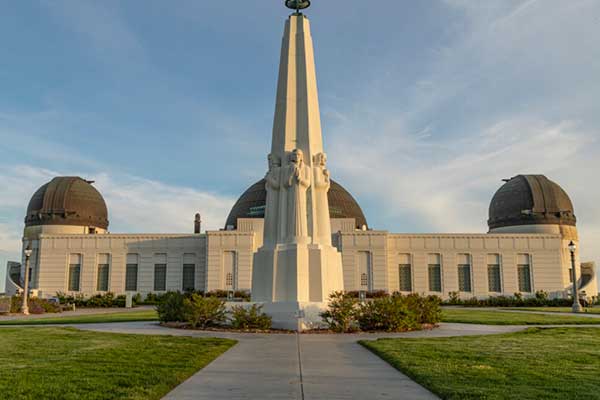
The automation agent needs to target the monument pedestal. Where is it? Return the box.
[252,243,343,330]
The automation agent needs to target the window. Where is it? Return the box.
[457,254,472,292]
[358,251,372,291]
[518,254,532,293]
[223,251,237,290]
[154,253,167,292]
[428,254,442,292]
[68,254,82,292]
[182,253,196,292]
[398,254,412,292]
[487,254,502,293]
[96,254,110,291]
[125,254,138,292]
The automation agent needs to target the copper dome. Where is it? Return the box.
[225,179,367,229]
[25,177,109,229]
[488,175,575,230]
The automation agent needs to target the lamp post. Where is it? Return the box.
[568,241,582,313]
[21,244,33,315]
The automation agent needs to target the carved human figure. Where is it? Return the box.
[312,152,332,245]
[284,149,311,242]
[264,154,282,247]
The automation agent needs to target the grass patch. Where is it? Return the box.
[504,307,600,315]
[361,327,600,400]
[0,310,159,325]
[442,308,600,325]
[0,327,235,399]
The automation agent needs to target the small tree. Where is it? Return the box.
[184,294,227,329]
[320,291,358,333]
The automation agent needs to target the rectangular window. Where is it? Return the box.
[358,251,372,291]
[68,254,82,292]
[96,254,110,292]
[182,253,196,292]
[125,254,139,292]
[428,254,442,292]
[518,254,532,293]
[457,254,472,292]
[487,254,502,293]
[223,251,237,290]
[154,253,167,292]
[398,254,412,292]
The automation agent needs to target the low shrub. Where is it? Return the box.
[320,291,359,333]
[320,292,441,333]
[442,292,573,308]
[230,304,272,330]
[156,291,187,323]
[346,290,389,299]
[55,292,129,308]
[0,296,11,314]
[404,293,442,324]
[356,296,421,332]
[183,294,227,329]
[9,295,61,314]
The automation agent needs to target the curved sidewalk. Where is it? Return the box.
[72,322,526,400]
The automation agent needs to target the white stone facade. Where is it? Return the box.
[9,216,596,301]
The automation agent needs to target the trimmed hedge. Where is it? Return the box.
[56,292,128,308]
[443,291,575,307]
[9,295,61,314]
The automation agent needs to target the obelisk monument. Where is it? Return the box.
[252,1,344,330]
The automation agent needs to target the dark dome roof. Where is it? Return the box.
[225,179,368,230]
[488,175,575,230]
[25,177,109,229]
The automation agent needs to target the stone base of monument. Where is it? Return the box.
[260,301,328,331]
[252,243,344,303]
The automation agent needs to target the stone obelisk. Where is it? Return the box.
[252,3,344,330]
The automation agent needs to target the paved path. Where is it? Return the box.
[8,321,598,399]
[70,322,529,400]
[0,305,154,321]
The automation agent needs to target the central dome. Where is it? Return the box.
[225,179,367,230]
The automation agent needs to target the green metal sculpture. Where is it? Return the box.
[285,0,311,13]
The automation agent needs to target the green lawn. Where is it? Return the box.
[442,308,600,325]
[0,327,235,400]
[504,307,600,315]
[361,328,600,400]
[0,310,159,325]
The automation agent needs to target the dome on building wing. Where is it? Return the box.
[25,177,109,229]
[488,175,575,231]
[225,179,368,230]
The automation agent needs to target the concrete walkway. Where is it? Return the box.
[69,322,529,400]
[0,305,154,321]
[8,321,597,399]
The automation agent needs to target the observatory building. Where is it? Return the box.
[5,7,597,310]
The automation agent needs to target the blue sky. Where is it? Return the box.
[1,0,599,291]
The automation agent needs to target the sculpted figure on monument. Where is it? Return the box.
[285,149,311,241]
[312,152,332,244]
[264,154,282,247]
